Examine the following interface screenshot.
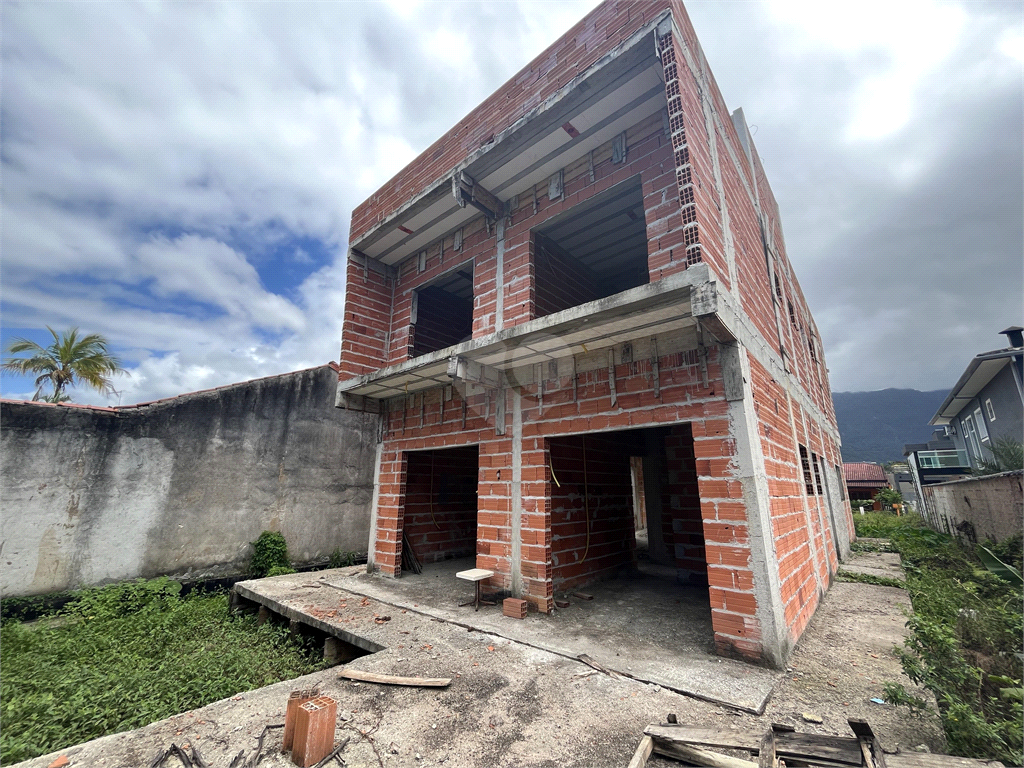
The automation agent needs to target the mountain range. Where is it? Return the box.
[832,388,948,464]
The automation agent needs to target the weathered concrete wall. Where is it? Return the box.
[922,470,1023,544]
[1,365,378,597]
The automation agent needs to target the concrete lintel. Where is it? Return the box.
[337,263,713,401]
[448,355,504,390]
[689,278,738,344]
[336,391,381,413]
[349,249,397,280]
[348,10,670,258]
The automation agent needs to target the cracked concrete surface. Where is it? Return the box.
[14,549,943,768]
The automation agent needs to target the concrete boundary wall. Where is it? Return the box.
[1,365,378,598]
[922,470,1023,544]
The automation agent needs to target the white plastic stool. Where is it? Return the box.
[456,568,495,611]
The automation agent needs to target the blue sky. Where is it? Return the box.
[2,0,1021,405]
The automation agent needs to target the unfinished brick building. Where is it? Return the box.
[336,0,853,666]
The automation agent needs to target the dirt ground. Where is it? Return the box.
[15,551,945,768]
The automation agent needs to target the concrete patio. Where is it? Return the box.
[238,556,782,714]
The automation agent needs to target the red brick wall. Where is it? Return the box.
[533,235,600,319]
[349,0,673,244]
[403,447,479,563]
[411,288,473,357]
[661,424,707,581]
[339,259,392,380]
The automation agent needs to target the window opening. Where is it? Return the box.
[533,177,649,319]
[985,398,996,421]
[973,407,989,441]
[811,452,824,496]
[962,415,982,461]
[411,264,474,357]
[799,445,814,496]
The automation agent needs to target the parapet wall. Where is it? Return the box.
[1,365,378,597]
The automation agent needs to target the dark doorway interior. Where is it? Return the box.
[547,425,708,592]
[403,445,479,565]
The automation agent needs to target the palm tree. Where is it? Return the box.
[2,327,126,403]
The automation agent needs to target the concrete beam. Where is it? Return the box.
[453,171,503,220]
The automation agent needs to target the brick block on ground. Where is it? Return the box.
[503,597,528,619]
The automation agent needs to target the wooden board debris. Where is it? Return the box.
[627,735,654,768]
[338,668,451,688]
[633,719,1005,768]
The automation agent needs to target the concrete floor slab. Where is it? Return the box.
[318,558,781,714]
[841,551,906,582]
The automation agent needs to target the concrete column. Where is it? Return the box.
[364,440,385,573]
[511,388,523,596]
[722,344,789,667]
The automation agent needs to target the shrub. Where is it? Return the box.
[866,514,1023,763]
[329,548,359,568]
[249,530,290,578]
[267,565,297,577]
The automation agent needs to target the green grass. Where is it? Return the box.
[855,513,1023,764]
[1,578,329,763]
[836,569,905,589]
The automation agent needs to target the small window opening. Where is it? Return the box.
[411,265,474,357]
[811,452,824,496]
[799,445,814,496]
[533,177,649,319]
[985,398,996,422]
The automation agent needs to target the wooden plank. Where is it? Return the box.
[886,754,1005,768]
[643,725,763,752]
[651,739,757,768]
[338,668,451,688]
[775,732,862,766]
[848,719,887,768]
[577,654,626,679]
[627,735,654,768]
[757,728,776,768]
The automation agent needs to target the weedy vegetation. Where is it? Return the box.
[855,513,1023,764]
[0,578,328,763]
[248,530,291,577]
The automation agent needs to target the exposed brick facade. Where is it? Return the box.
[338,0,852,667]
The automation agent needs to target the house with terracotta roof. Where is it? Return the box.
[841,462,889,502]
